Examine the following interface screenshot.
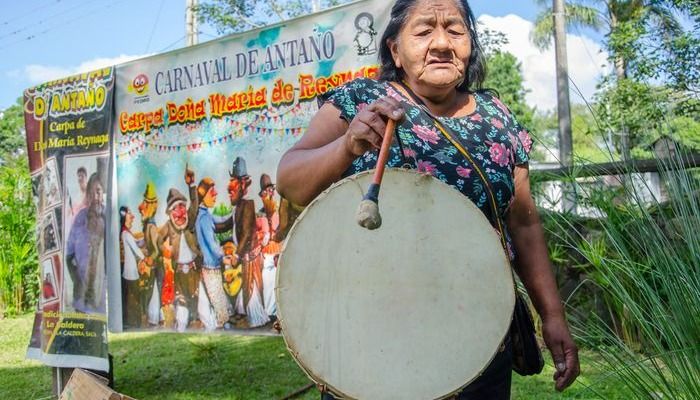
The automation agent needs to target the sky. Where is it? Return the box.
[0,0,609,112]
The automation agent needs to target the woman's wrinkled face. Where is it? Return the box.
[390,0,471,89]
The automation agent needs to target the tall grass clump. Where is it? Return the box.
[547,151,700,399]
[0,157,38,317]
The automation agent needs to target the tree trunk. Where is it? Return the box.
[610,11,628,80]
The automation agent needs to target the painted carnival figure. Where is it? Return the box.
[195,177,233,328]
[137,182,161,326]
[228,158,269,328]
[258,174,281,320]
[119,206,148,328]
[158,166,202,328]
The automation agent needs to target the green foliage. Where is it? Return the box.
[213,202,232,217]
[594,79,668,151]
[0,156,38,317]
[0,313,639,399]
[529,105,618,163]
[531,1,698,159]
[484,51,535,131]
[213,203,233,243]
[0,99,26,161]
[670,117,700,151]
[545,153,700,398]
[196,0,350,34]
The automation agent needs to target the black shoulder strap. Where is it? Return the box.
[394,81,509,253]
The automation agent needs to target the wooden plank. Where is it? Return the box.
[531,154,700,181]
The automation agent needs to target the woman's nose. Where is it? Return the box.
[430,27,451,51]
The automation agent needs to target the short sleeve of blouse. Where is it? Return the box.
[481,92,533,167]
[512,119,533,166]
[317,78,379,123]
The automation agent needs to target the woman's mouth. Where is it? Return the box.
[427,59,453,66]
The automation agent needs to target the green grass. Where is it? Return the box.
[1,313,631,399]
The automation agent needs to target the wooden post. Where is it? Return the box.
[186,0,199,47]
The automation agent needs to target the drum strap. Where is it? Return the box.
[395,81,546,377]
[393,81,508,252]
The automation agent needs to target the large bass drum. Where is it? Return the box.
[276,169,514,400]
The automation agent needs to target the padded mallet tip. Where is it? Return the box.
[356,199,381,230]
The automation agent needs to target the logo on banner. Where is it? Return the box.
[354,12,377,56]
[128,73,151,104]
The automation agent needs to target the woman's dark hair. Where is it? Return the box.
[378,0,487,92]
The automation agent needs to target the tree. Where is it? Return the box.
[531,0,686,80]
[0,99,26,162]
[0,99,36,315]
[196,0,350,34]
[532,1,698,157]
[0,155,37,316]
[483,51,535,132]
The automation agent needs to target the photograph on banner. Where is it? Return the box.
[62,153,109,315]
[23,67,114,372]
[43,157,63,210]
[41,256,60,305]
[112,0,390,333]
[39,209,61,256]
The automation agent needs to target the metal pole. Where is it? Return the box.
[311,0,321,13]
[553,0,575,212]
[186,0,198,46]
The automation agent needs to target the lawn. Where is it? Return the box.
[0,314,629,399]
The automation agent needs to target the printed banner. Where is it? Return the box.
[24,68,114,371]
[110,0,390,333]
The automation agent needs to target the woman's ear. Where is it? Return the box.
[388,39,402,69]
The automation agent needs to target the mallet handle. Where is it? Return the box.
[372,119,396,185]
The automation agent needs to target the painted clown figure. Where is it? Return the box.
[158,166,202,328]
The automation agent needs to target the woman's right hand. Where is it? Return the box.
[343,96,404,157]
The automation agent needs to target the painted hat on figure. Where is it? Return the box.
[166,188,187,211]
[229,157,249,178]
[197,177,216,201]
[259,173,275,196]
[143,182,157,202]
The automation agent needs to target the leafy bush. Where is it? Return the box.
[0,157,38,317]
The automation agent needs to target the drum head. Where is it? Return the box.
[277,169,514,400]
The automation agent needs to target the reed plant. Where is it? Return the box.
[543,151,700,398]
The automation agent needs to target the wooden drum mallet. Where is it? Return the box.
[355,119,396,230]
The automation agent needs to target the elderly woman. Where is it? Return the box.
[277,0,579,398]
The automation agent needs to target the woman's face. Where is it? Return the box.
[125,210,134,229]
[390,0,471,90]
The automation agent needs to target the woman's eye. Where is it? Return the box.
[415,29,432,36]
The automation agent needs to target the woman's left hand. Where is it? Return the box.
[542,316,580,391]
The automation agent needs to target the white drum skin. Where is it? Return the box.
[277,169,515,400]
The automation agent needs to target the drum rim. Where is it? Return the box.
[276,168,515,400]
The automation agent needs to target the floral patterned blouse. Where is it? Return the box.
[319,78,533,260]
